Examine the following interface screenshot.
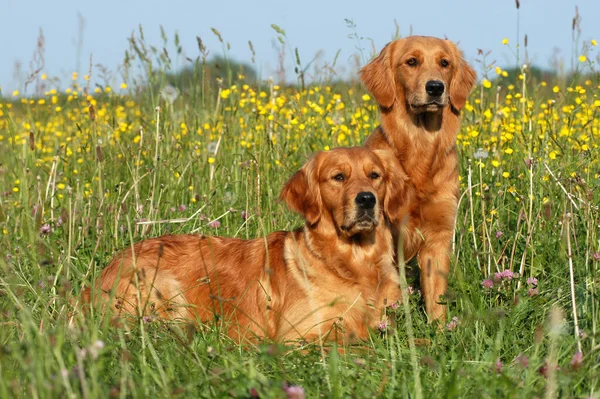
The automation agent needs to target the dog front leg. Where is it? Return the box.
[418,236,451,322]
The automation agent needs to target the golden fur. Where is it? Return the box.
[360,36,476,321]
[83,148,410,343]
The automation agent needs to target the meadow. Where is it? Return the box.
[0,28,599,398]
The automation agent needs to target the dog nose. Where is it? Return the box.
[425,80,445,96]
[355,192,376,209]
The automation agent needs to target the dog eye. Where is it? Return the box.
[406,57,418,66]
[370,172,380,179]
[333,174,345,182]
[440,59,450,68]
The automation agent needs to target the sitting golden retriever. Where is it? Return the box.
[360,36,477,322]
[83,147,411,343]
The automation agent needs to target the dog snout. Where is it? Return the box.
[425,80,445,97]
[355,192,376,210]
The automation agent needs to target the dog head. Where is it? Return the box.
[280,147,409,238]
[359,36,476,113]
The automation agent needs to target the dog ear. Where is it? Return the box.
[448,42,477,111]
[279,157,322,226]
[359,42,397,109]
[373,149,410,224]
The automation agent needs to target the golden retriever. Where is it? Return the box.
[360,36,477,322]
[83,147,410,343]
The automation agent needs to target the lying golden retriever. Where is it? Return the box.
[360,36,477,322]
[83,147,410,343]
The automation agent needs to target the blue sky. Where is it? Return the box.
[2,0,599,94]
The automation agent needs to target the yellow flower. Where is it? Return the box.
[504,148,514,154]
[482,79,492,89]
[502,172,510,178]
[57,183,66,190]
[221,89,231,99]
[552,86,560,93]
[549,151,557,160]
[41,74,47,80]
[362,94,371,101]
[502,38,509,45]
[12,90,19,96]
[120,83,127,89]
[208,157,215,164]
[579,55,587,63]
[492,160,500,167]
[72,72,78,80]
[592,39,598,46]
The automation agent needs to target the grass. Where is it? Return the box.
[0,27,599,398]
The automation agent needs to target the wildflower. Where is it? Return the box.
[482,79,492,89]
[495,231,503,239]
[515,354,529,368]
[208,157,215,164]
[160,85,179,104]
[579,55,587,63]
[143,315,153,323]
[249,388,259,398]
[592,252,600,261]
[378,319,388,332]
[88,340,105,360]
[473,148,489,159]
[570,351,583,370]
[495,358,503,374]
[207,141,218,152]
[538,362,560,378]
[390,302,399,310]
[220,89,231,99]
[208,220,221,228]
[120,83,127,89]
[446,316,459,331]
[362,94,371,101]
[482,279,494,289]
[501,270,514,280]
[179,204,187,212]
[241,210,248,220]
[527,287,539,297]
[12,90,19,97]
[40,224,51,235]
[283,385,306,399]
[526,277,538,286]
[502,38,509,45]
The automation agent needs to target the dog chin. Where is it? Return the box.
[410,102,446,113]
[341,217,379,237]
